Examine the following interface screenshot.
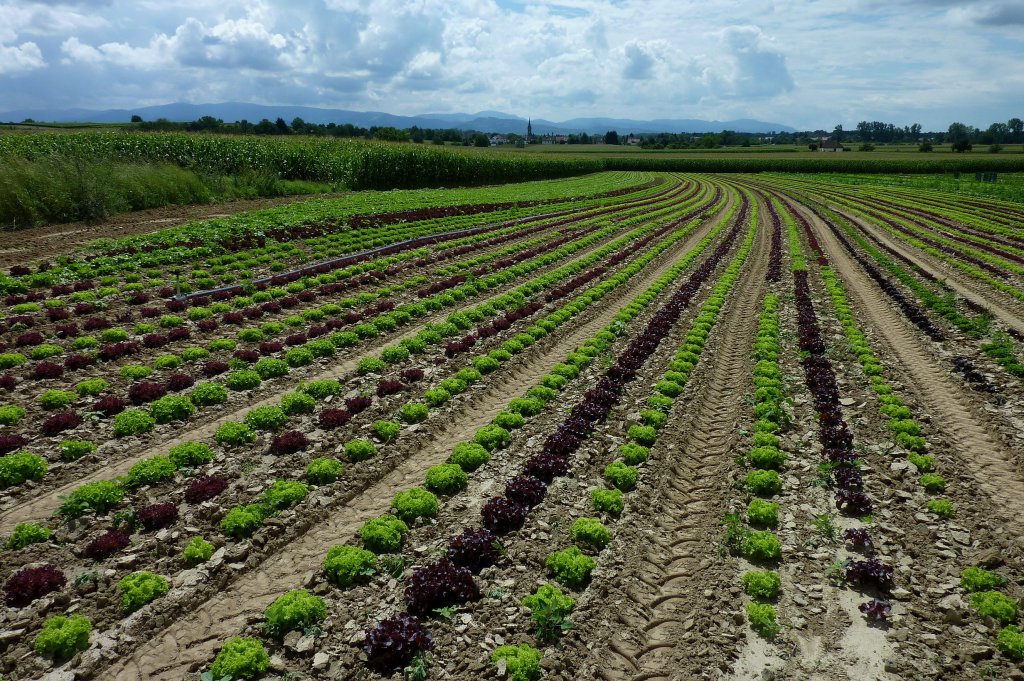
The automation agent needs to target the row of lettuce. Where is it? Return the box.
[186,187,752,679]
[0,188,718,494]
[769,192,1024,662]
[0,182,734,678]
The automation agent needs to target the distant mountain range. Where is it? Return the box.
[0,102,796,135]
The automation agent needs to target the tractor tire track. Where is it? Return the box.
[585,201,770,681]
[96,191,740,681]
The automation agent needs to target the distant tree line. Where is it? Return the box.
[129,115,522,146]
[123,114,1023,152]
[847,118,1023,147]
[631,117,1022,152]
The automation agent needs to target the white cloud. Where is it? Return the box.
[621,40,661,80]
[1,0,1021,129]
[60,36,101,63]
[719,25,794,97]
[173,16,290,70]
[948,1,1024,26]
[2,3,107,41]
[0,41,45,74]
[61,34,170,68]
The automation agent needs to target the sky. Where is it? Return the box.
[0,0,1021,130]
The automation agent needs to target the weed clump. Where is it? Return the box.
[522,584,575,644]
[745,602,780,638]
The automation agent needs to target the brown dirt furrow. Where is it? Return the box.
[0,209,706,534]
[97,195,737,681]
[808,205,1024,551]
[589,204,769,681]
[834,206,1024,336]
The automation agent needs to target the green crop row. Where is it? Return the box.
[0,132,605,189]
[731,290,786,639]
[815,265,1024,661]
[827,192,1024,279]
[602,156,1024,175]
[199,182,741,678]
[769,172,1024,206]
[819,268,944,494]
[0,172,659,294]
[0,187,714,455]
[822,197,1024,305]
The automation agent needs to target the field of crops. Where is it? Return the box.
[0,133,605,190]
[5,131,1024,232]
[1,170,1023,681]
[4,132,1024,189]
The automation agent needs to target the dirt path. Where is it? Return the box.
[0,194,344,267]
[97,193,738,681]
[803,204,1024,552]
[833,207,1024,336]
[587,202,769,681]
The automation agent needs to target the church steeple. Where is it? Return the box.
[527,118,533,144]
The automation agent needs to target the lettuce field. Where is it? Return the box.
[1,170,1023,681]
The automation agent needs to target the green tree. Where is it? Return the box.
[604,130,619,145]
[984,122,1009,144]
[254,118,276,135]
[1010,117,1023,143]
[191,116,221,132]
[275,117,290,134]
[948,121,974,152]
[948,121,971,142]
[374,126,410,142]
[473,133,490,147]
